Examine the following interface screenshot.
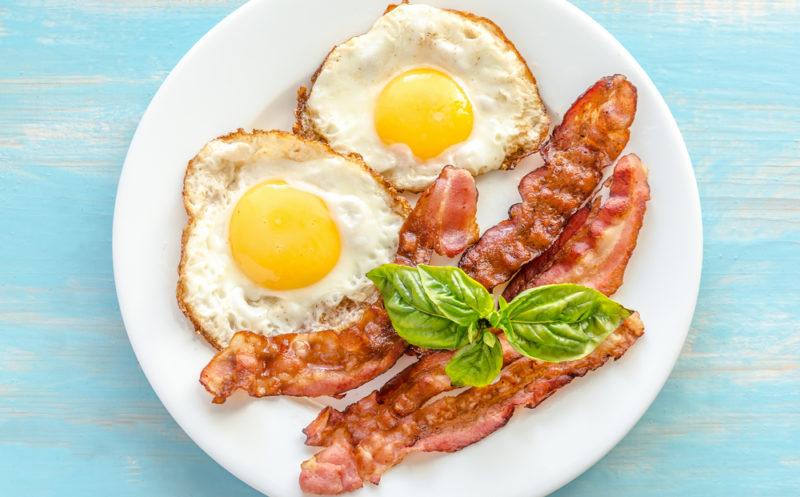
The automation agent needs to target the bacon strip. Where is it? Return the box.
[504,154,650,299]
[396,165,480,265]
[200,167,479,402]
[300,314,643,494]
[199,306,403,402]
[460,75,638,289]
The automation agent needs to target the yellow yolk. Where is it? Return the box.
[229,181,341,290]
[374,68,473,160]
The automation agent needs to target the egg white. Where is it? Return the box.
[179,131,407,347]
[300,3,550,191]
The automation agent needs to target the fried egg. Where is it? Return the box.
[178,130,409,348]
[295,3,550,191]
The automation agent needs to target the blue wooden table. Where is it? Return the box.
[1,1,798,495]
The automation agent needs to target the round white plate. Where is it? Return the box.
[113,1,702,496]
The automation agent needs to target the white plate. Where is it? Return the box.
[113,1,702,496]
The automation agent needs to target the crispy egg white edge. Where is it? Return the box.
[305,3,548,191]
[180,134,405,346]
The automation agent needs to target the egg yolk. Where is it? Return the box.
[374,68,474,160]
[229,181,341,290]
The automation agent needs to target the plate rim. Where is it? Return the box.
[112,1,703,496]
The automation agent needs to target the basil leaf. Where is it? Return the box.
[445,331,504,387]
[367,264,466,349]
[499,284,631,362]
[416,265,495,321]
[367,264,493,349]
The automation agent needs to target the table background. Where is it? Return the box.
[1,1,798,495]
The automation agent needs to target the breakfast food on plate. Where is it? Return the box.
[459,74,638,289]
[178,130,409,349]
[299,150,651,495]
[199,166,480,401]
[176,1,653,490]
[302,153,651,455]
[294,3,550,191]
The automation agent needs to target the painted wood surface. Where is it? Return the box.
[0,1,798,495]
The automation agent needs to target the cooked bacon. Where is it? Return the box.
[459,75,638,289]
[200,167,479,402]
[299,151,650,492]
[504,153,650,299]
[303,350,455,447]
[200,305,404,402]
[304,337,521,447]
[300,314,644,493]
[395,166,480,266]
[301,179,648,488]
[303,150,650,454]
[301,155,648,449]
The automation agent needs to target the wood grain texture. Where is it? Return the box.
[0,1,797,496]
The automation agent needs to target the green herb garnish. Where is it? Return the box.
[367,264,632,387]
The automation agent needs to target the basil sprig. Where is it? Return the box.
[367,265,631,387]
